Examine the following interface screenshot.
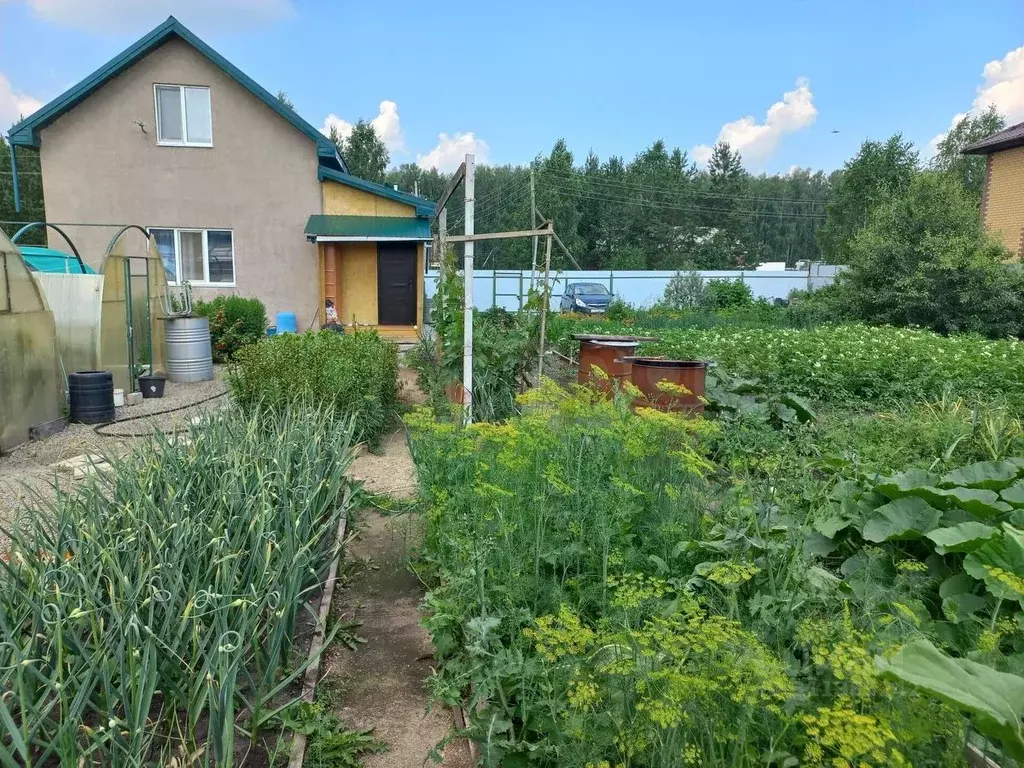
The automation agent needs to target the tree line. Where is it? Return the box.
[1,106,1004,279]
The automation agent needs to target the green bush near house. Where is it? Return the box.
[194,295,268,362]
[229,330,399,445]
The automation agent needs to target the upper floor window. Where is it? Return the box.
[154,84,212,146]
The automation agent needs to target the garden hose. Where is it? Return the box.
[92,389,230,438]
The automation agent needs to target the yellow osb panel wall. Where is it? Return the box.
[985,146,1024,257]
[322,182,416,218]
[338,243,378,325]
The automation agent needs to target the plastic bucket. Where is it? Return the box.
[275,312,298,334]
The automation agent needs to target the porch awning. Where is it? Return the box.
[304,215,432,242]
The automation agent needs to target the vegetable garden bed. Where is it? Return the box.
[408,366,1024,766]
[0,405,357,765]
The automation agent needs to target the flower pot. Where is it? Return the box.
[138,374,166,399]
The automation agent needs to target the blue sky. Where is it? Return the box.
[1,0,1022,174]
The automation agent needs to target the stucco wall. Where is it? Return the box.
[983,146,1024,257]
[322,182,416,217]
[38,37,322,328]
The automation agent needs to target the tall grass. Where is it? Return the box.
[0,405,356,766]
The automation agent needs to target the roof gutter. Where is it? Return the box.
[306,235,433,243]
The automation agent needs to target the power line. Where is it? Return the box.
[538,167,830,207]
[539,181,827,220]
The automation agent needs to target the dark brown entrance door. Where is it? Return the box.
[377,243,417,326]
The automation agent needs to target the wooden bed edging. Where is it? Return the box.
[287,488,352,768]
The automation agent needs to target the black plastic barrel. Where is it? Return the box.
[68,371,115,424]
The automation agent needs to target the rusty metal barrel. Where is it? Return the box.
[574,334,658,395]
[629,358,708,414]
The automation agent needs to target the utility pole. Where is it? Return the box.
[537,230,553,378]
[463,153,475,423]
[530,165,538,291]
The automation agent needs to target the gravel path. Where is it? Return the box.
[0,371,229,553]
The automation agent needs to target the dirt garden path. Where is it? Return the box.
[319,370,472,767]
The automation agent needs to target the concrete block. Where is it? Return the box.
[51,453,111,480]
[125,392,143,406]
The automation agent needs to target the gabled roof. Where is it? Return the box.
[305,215,432,242]
[961,121,1024,155]
[318,167,435,218]
[6,15,346,172]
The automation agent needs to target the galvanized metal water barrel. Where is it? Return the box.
[164,316,214,382]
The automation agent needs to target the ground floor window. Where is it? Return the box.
[150,228,234,285]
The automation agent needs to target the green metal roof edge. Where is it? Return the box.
[6,16,347,173]
[304,214,432,237]
[317,167,435,217]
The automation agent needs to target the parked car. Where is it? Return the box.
[560,282,614,314]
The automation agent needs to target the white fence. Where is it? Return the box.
[424,264,844,312]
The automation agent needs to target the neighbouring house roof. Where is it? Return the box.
[305,215,433,242]
[317,167,435,218]
[961,121,1024,155]
[6,15,346,173]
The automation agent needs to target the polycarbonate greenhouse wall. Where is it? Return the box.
[0,230,63,452]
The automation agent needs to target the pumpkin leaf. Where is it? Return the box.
[1002,480,1024,508]
[877,639,1024,760]
[875,469,941,501]
[963,526,1024,601]
[861,497,942,543]
[779,393,816,423]
[941,593,990,623]
[940,461,1022,491]
[933,487,1013,518]
[939,573,980,599]
[926,522,999,554]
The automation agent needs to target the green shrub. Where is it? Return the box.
[661,270,707,310]
[194,295,268,362]
[228,330,398,445]
[603,297,633,321]
[704,278,754,309]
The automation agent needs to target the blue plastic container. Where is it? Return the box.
[266,326,277,337]
[275,312,298,334]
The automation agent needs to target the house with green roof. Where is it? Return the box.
[7,16,433,338]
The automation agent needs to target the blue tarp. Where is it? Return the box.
[18,246,96,274]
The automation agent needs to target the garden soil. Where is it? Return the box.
[322,369,471,767]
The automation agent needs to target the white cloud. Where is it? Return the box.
[929,46,1024,154]
[0,72,42,130]
[321,100,405,154]
[692,77,817,166]
[416,131,490,172]
[12,0,293,32]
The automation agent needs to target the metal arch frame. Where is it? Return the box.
[10,222,88,274]
[103,224,154,257]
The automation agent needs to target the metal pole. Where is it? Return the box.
[8,143,21,214]
[537,234,553,379]
[530,165,538,290]
[435,207,447,361]
[463,153,475,423]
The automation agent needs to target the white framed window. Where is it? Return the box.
[154,84,212,146]
[151,228,235,286]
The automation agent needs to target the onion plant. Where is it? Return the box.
[0,404,356,766]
